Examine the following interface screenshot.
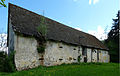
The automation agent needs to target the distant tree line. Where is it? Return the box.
[104,11,119,63]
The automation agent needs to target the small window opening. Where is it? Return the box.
[78,47,81,51]
[73,48,76,50]
[94,50,96,53]
[39,58,44,60]
[59,59,63,61]
[82,47,87,56]
[73,58,76,60]
[59,46,63,48]
[93,49,96,53]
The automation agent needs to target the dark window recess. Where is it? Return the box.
[94,50,96,53]
[73,48,76,50]
[59,59,63,61]
[39,58,44,60]
[82,48,84,55]
[78,47,81,51]
[78,47,80,53]
[78,56,80,62]
[97,51,99,61]
[82,47,87,56]
[73,58,76,60]
[84,57,87,63]
[59,46,63,48]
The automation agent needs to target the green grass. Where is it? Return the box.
[0,63,119,76]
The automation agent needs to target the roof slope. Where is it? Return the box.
[8,3,108,50]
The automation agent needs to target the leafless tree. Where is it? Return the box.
[0,29,7,53]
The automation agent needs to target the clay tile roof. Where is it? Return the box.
[8,3,108,50]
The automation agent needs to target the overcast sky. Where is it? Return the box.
[0,0,119,40]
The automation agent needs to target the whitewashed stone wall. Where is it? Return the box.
[44,41,82,66]
[14,35,40,70]
[98,50,102,62]
[101,50,110,62]
[96,50,110,63]
[86,48,109,63]
[11,34,110,70]
[14,36,83,70]
[79,47,84,62]
[87,48,92,62]
[91,49,97,62]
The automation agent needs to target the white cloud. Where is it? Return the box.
[93,0,99,4]
[73,0,99,5]
[89,0,99,5]
[89,0,92,5]
[88,26,108,40]
[75,27,82,31]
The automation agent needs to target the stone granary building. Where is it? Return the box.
[8,3,110,70]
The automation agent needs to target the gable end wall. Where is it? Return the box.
[8,19,15,54]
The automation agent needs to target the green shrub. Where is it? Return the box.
[3,51,16,72]
[37,46,45,53]
[37,16,47,37]
[77,54,82,63]
[0,51,16,72]
[0,52,6,72]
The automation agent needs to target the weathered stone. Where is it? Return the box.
[44,41,80,66]
[87,48,92,62]
[92,49,97,62]
[14,35,40,70]
[9,34,110,71]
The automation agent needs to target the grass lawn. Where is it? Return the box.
[0,63,119,76]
